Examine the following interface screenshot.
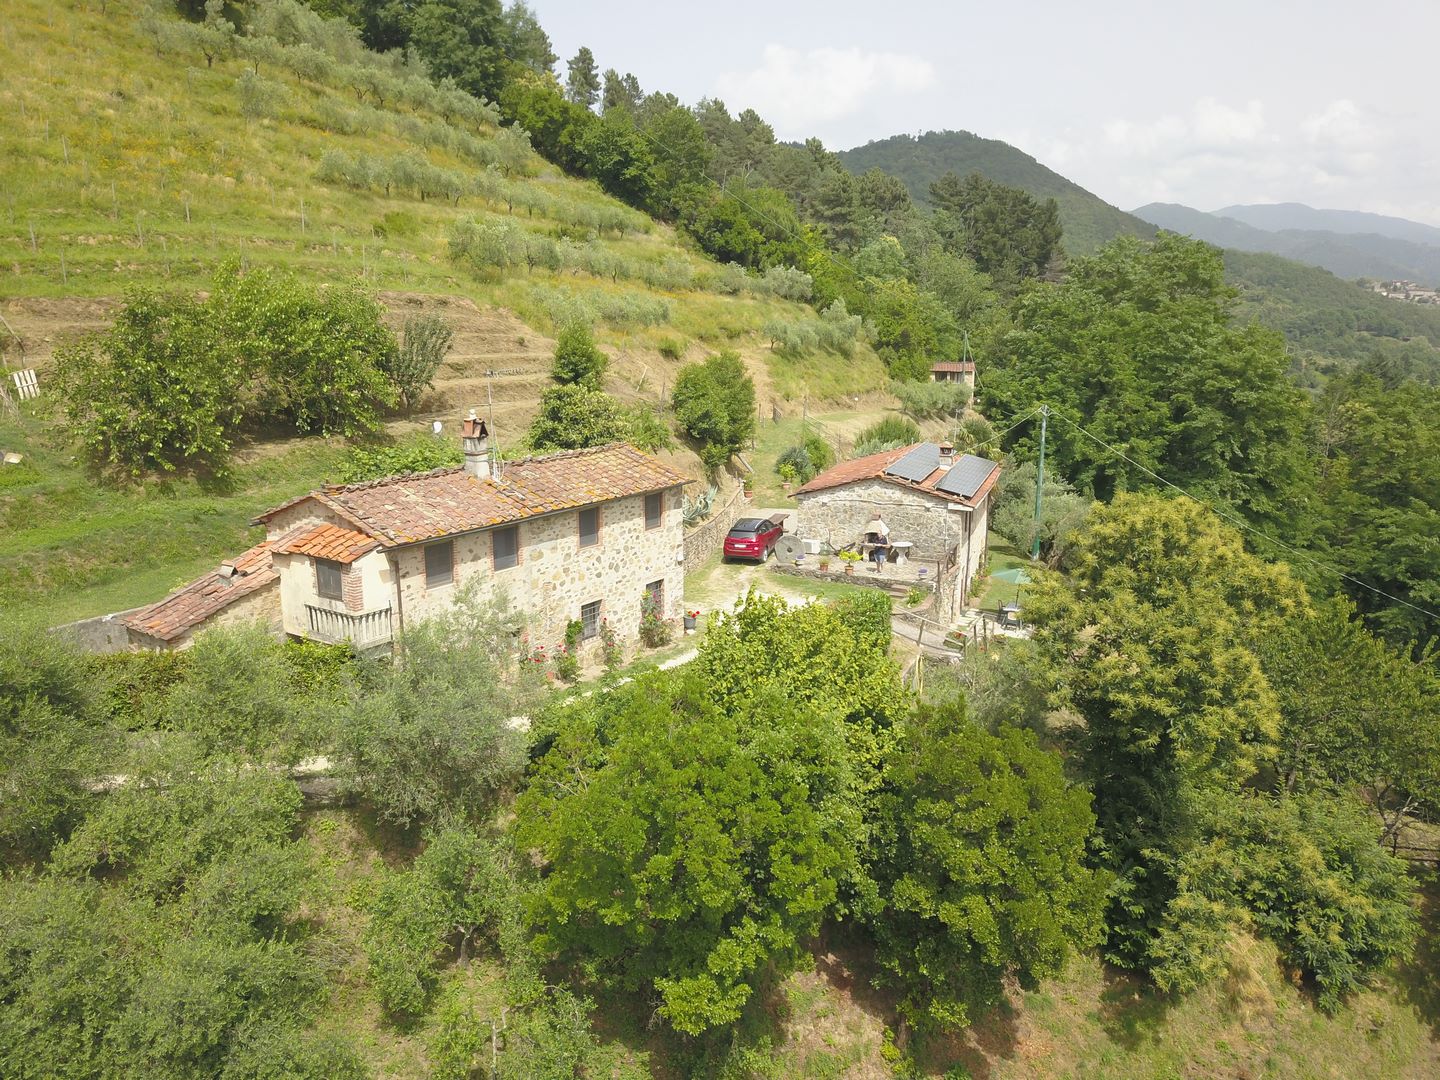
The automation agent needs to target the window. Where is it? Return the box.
[579,600,602,640]
[644,578,664,615]
[493,526,519,570]
[316,559,344,601]
[578,507,600,548]
[425,540,454,587]
[644,491,663,530]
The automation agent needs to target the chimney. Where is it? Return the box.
[461,411,491,480]
[938,441,955,470]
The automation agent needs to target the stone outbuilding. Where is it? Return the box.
[793,441,1000,620]
[122,539,283,649]
[929,360,976,389]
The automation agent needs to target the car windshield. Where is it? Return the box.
[730,519,766,534]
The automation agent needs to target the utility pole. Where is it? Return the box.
[1030,404,1049,560]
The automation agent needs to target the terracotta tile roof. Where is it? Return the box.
[122,539,278,643]
[255,442,689,546]
[795,442,1000,506]
[274,523,379,564]
[931,361,976,373]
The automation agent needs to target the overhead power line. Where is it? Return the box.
[1047,409,1440,624]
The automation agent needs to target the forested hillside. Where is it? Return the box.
[841,131,1440,381]
[837,130,1156,254]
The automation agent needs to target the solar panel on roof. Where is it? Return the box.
[934,454,996,498]
[883,443,942,483]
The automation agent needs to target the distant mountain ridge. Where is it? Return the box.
[1128,203,1440,285]
[837,130,1154,255]
[1132,202,1440,286]
[1216,203,1440,248]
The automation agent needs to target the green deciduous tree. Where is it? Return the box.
[990,460,1092,566]
[549,323,607,388]
[983,234,1314,534]
[870,701,1108,1029]
[0,618,113,862]
[866,278,960,381]
[385,312,454,410]
[527,383,630,451]
[365,825,513,1016]
[1024,494,1306,971]
[1258,597,1440,841]
[672,350,756,470]
[50,288,236,475]
[1309,370,1440,654]
[205,260,397,437]
[517,667,860,1034]
[1156,790,1417,1008]
[0,754,348,1079]
[156,624,318,763]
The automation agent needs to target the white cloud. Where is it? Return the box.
[1301,99,1370,146]
[1052,94,1439,219]
[714,45,936,135]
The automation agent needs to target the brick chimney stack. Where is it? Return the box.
[461,411,491,480]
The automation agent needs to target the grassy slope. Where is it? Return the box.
[0,0,888,623]
[837,130,1156,256]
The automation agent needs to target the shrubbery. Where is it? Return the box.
[339,434,463,483]
[672,350,756,470]
[890,377,971,420]
[851,415,922,456]
[51,262,403,475]
[774,432,835,484]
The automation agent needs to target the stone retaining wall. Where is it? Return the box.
[682,485,746,570]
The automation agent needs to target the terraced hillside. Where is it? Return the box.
[0,0,889,623]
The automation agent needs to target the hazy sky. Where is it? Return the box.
[532,0,1440,225]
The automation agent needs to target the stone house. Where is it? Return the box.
[793,441,1000,621]
[124,417,689,654]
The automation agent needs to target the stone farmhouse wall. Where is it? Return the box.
[268,486,686,652]
[681,486,745,570]
[795,477,990,609]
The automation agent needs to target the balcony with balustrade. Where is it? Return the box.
[304,604,393,650]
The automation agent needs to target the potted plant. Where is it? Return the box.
[742,477,754,500]
[818,554,831,572]
[839,549,862,575]
[683,608,699,631]
[777,461,798,493]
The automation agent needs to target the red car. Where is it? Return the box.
[723,516,785,562]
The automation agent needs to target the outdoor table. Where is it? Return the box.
[890,540,913,565]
